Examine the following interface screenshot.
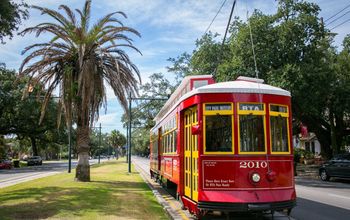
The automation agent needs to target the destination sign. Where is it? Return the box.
[205,104,231,111]
[270,105,287,113]
[239,103,264,111]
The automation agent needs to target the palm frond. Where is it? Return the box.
[20,0,141,129]
[59,4,77,26]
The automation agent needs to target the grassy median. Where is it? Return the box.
[0,160,168,220]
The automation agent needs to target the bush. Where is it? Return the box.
[293,148,302,163]
[12,159,20,168]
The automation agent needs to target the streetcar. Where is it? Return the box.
[150,75,296,217]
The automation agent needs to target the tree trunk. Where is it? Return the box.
[330,112,338,155]
[30,136,38,156]
[75,126,90,182]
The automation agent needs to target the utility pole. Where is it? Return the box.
[68,122,72,173]
[128,92,132,173]
[126,124,129,163]
[126,95,168,173]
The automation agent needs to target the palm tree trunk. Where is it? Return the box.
[75,126,90,181]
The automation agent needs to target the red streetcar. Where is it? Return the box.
[150,75,296,217]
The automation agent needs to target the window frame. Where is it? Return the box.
[162,114,178,155]
[203,102,234,155]
[237,102,267,155]
[269,104,291,154]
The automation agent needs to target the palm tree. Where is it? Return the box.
[19,0,141,181]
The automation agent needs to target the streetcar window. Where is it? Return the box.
[161,115,177,154]
[205,115,232,152]
[239,115,265,152]
[203,103,234,154]
[193,80,208,89]
[238,103,266,153]
[270,104,290,153]
[270,116,288,152]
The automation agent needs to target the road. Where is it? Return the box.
[132,156,293,220]
[0,159,106,188]
[292,177,350,220]
[2,157,349,220]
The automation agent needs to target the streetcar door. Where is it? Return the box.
[184,106,199,202]
[158,127,162,172]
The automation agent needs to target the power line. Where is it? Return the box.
[324,3,350,23]
[326,10,350,26]
[203,0,227,36]
[330,17,350,30]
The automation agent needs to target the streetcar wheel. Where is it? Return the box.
[320,169,330,181]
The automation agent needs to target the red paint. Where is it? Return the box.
[150,77,296,215]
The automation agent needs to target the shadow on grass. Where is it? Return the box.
[0,180,163,219]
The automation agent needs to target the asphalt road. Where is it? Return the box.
[292,177,350,220]
[0,159,107,188]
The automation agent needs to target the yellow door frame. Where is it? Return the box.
[184,106,198,201]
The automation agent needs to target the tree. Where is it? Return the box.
[167,32,230,82]
[108,130,126,157]
[0,0,28,44]
[19,0,141,181]
[121,73,173,156]
[0,66,64,157]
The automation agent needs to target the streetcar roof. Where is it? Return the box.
[194,80,291,97]
[153,77,290,126]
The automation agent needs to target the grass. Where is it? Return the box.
[0,160,168,220]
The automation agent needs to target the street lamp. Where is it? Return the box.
[127,93,168,173]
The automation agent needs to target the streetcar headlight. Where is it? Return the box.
[251,173,261,183]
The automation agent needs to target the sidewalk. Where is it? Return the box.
[296,163,320,179]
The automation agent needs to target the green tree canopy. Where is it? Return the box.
[0,0,28,44]
[0,66,66,157]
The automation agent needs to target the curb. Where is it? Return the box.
[133,163,192,220]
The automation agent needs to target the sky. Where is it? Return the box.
[1,0,350,134]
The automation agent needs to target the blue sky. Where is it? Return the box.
[1,0,350,134]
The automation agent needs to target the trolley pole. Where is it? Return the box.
[128,92,132,173]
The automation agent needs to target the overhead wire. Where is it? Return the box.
[324,3,350,23]
[203,0,227,36]
[326,10,350,26]
[330,17,350,30]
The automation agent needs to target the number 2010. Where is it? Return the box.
[239,161,267,169]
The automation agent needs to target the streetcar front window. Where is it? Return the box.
[239,115,265,152]
[238,103,266,153]
[203,103,234,154]
[205,115,232,152]
[270,104,290,153]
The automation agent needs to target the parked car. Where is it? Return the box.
[27,156,43,166]
[319,153,350,181]
[0,159,12,169]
